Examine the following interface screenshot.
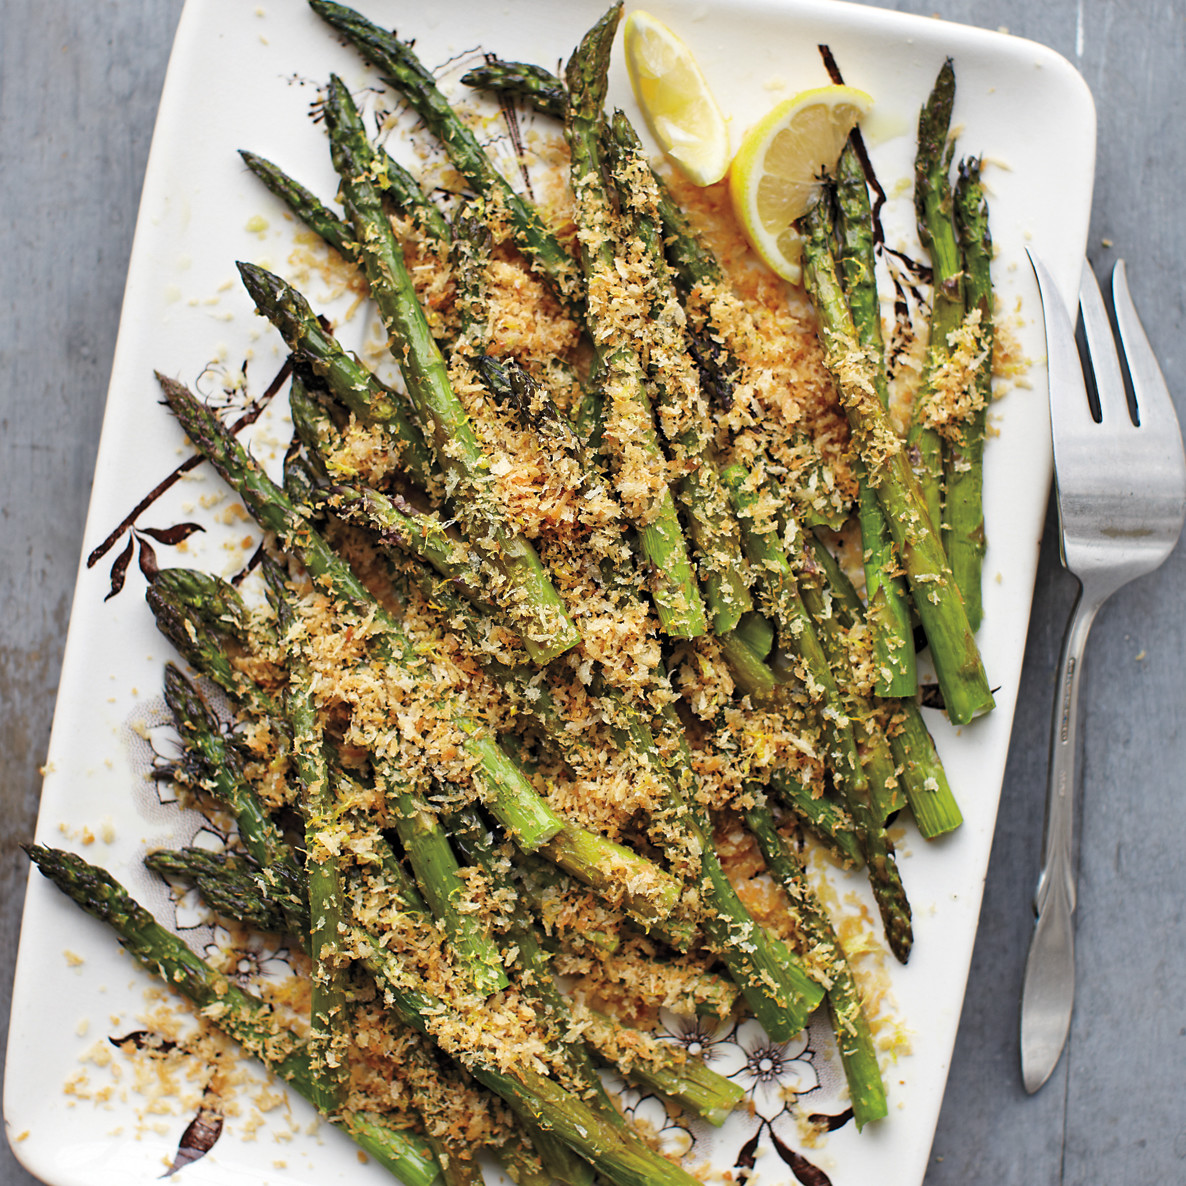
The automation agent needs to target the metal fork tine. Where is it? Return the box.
[1078,261,1130,426]
[1111,260,1180,439]
[1028,250,1095,433]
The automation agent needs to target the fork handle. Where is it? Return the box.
[1020,584,1100,1092]
[1036,586,1099,917]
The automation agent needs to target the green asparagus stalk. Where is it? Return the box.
[147,571,282,724]
[270,572,354,1110]
[451,199,502,359]
[145,847,296,937]
[514,853,622,956]
[581,1007,744,1127]
[321,76,580,664]
[949,156,993,631]
[239,150,357,256]
[474,354,585,461]
[833,142,917,697]
[449,811,740,1127]
[161,664,310,935]
[444,808,624,1118]
[633,693,828,1039]
[803,533,963,838]
[308,0,583,313]
[237,262,437,491]
[717,629,778,701]
[321,481,484,598]
[742,802,887,1129]
[461,57,567,120]
[793,545,906,822]
[158,377,544,994]
[563,6,708,641]
[374,141,454,244]
[797,199,994,726]
[606,110,753,638]
[26,846,446,1186]
[733,610,775,660]
[768,770,863,868]
[720,464,867,799]
[720,467,912,960]
[909,59,965,538]
[396,522,818,1037]
[453,54,742,416]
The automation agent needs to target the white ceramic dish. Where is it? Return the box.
[4,2,1095,1184]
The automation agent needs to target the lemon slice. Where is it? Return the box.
[729,85,873,284]
[623,10,730,187]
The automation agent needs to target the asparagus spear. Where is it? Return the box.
[797,199,994,726]
[378,498,818,1037]
[720,466,912,960]
[238,262,437,491]
[308,0,583,313]
[833,142,918,697]
[161,664,310,933]
[909,59,966,539]
[449,807,731,1154]
[721,463,865,779]
[445,808,624,1113]
[581,1007,745,1127]
[33,845,706,1186]
[474,354,585,461]
[239,149,356,255]
[146,847,295,936]
[803,533,963,839]
[606,110,754,638]
[320,75,580,664]
[949,156,993,631]
[269,569,355,1108]
[625,690,829,1038]
[453,55,742,411]
[147,569,283,724]
[156,387,532,993]
[742,802,888,1129]
[461,57,567,120]
[355,930,709,1186]
[374,141,454,244]
[792,544,907,822]
[768,770,864,868]
[26,846,446,1186]
[563,6,708,641]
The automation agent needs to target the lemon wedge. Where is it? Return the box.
[623,10,730,187]
[729,85,873,284]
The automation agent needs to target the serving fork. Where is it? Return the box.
[1019,254,1186,1094]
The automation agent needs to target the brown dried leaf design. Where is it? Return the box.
[164,1104,223,1176]
[771,1129,834,1186]
[137,536,160,581]
[805,1106,853,1133]
[109,1030,179,1057]
[734,1129,761,1173]
[104,533,135,602]
[140,522,206,546]
[87,356,289,584]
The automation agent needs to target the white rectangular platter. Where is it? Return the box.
[4,1,1095,1184]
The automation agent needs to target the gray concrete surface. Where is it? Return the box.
[1,2,1183,1184]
